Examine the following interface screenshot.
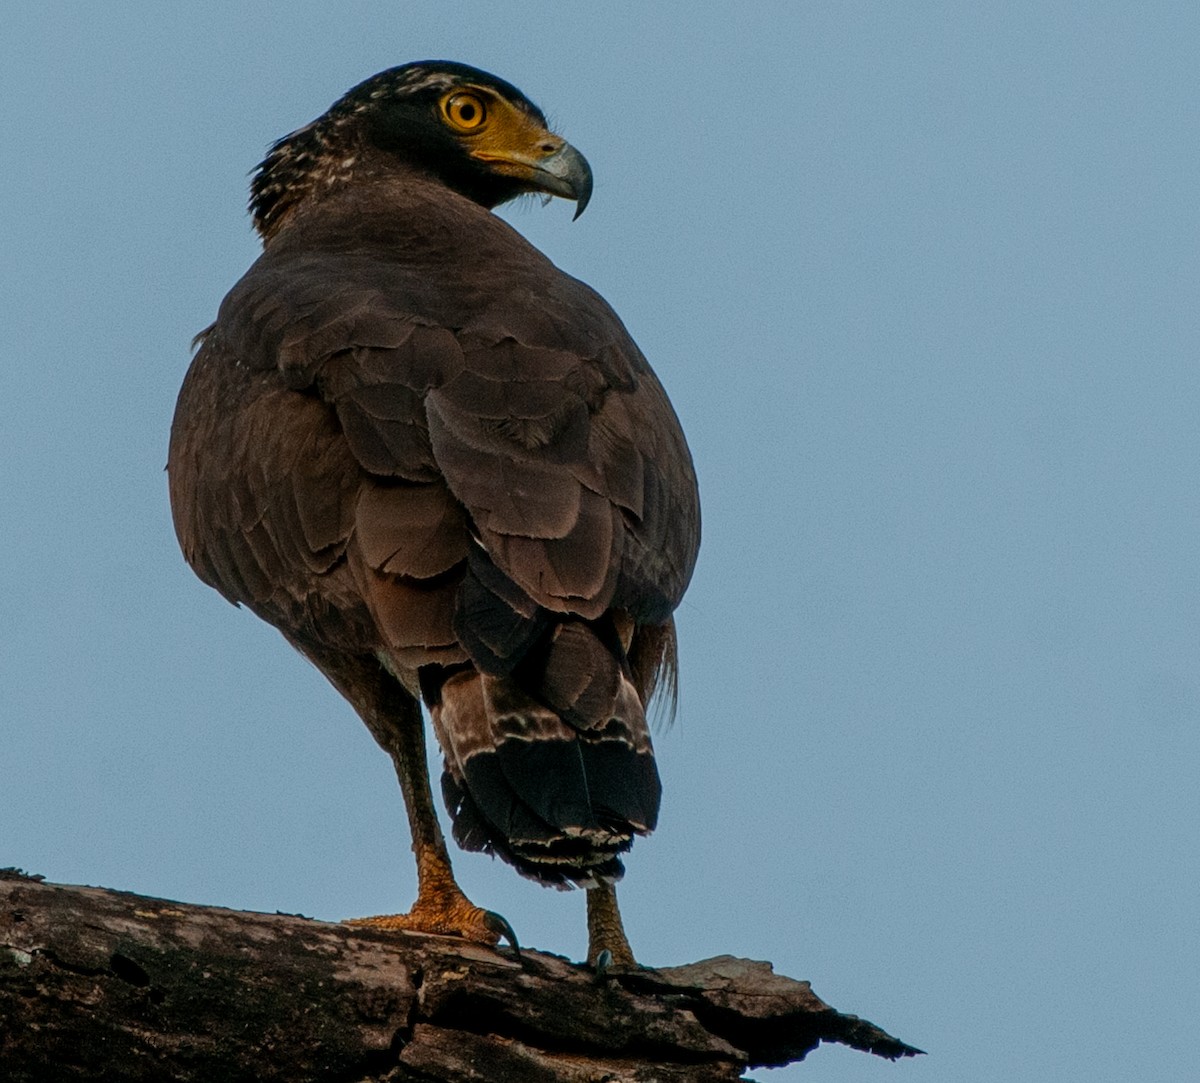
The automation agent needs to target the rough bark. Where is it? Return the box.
[0,870,920,1082]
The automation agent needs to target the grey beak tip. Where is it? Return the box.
[570,160,593,219]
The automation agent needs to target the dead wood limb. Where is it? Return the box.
[0,870,921,1081]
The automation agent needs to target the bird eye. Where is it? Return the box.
[442,92,487,131]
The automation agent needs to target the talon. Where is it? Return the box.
[481,909,521,955]
[594,948,613,979]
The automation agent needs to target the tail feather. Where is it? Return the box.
[428,618,660,887]
[441,771,628,887]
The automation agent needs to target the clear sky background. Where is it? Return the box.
[3,4,1197,1080]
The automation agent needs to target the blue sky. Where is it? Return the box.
[3,4,1197,1080]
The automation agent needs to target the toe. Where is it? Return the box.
[344,901,518,950]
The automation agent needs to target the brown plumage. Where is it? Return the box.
[168,61,699,960]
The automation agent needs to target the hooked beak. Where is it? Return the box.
[532,142,593,219]
[472,139,593,219]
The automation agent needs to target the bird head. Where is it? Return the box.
[250,61,593,239]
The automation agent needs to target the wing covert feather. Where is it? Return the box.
[175,200,699,672]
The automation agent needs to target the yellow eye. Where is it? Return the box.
[442,92,487,131]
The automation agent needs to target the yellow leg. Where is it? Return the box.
[347,841,516,948]
[299,646,516,949]
[586,880,635,968]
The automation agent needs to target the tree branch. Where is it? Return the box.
[0,870,920,1081]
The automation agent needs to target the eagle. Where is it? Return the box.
[168,61,700,967]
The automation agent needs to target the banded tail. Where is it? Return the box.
[427,618,660,887]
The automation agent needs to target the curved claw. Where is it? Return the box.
[593,948,613,980]
[482,909,521,956]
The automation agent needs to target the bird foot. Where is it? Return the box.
[587,939,636,973]
[346,896,519,953]
[586,880,636,970]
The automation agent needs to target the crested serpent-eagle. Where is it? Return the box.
[168,61,700,965]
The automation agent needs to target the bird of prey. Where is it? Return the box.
[168,61,700,967]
